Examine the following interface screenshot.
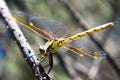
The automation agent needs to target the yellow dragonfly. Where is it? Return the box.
[12,11,115,73]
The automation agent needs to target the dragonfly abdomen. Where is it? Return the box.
[63,22,115,43]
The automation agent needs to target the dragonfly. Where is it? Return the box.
[12,11,115,74]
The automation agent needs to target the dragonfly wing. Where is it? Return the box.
[29,15,69,38]
[11,11,30,24]
[12,11,54,40]
[12,11,69,39]
[63,36,106,59]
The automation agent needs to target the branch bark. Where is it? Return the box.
[0,0,50,80]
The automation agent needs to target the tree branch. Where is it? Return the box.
[0,0,50,80]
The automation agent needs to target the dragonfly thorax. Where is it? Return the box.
[39,38,65,56]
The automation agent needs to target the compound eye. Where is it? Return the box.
[39,46,45,55]
[39,48,44,54]
[58,40,64,47]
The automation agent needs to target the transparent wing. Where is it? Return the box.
[12,11,69,39]
[12,11,54,40]
[64,36,106,59]
[64,44,104,59]
[29,15,69,38]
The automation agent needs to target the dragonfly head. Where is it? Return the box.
[38,38,65,56]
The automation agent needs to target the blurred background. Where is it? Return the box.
[0,0,120,80]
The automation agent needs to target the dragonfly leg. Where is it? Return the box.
[38,56,46,63]
[43,54,53,74]
[47,54,53,74]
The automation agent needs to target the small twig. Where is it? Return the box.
[0,0,50,80]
